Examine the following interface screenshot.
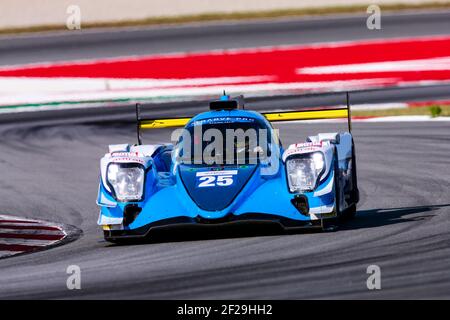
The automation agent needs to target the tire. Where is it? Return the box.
[321,150,340,231]
[350,139,359,204]
[341,140,358,221]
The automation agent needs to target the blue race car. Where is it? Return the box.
[97,94,359,243]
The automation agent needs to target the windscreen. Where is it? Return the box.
[177,117,271,165]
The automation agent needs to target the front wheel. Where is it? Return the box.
[321,151,340,232]
[341,140,358,221]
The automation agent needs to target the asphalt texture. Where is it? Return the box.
[0,11,449,299]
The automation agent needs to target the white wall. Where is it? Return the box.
[0,0,447,29]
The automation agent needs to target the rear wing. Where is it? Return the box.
[135,92,352,145]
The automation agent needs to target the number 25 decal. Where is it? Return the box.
[198,175,234,187]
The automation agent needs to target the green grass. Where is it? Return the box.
[1,2,450,35]
[352,105,450,117]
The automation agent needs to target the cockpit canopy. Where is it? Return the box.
[176,115,274,165]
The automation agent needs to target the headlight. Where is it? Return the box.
[107,163,145,201]
[286,152,325,192]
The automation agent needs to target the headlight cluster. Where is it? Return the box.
[107,163,145,201]
[286,152,325,192]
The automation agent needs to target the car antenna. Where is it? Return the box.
[135,102,142,145]
[346,91,352,133]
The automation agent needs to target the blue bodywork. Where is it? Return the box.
[97,105,341,240]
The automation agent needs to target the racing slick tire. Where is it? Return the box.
[321,150,340,232]
[341,139,358,221]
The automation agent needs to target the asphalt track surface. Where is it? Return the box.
[0,11,449,299]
